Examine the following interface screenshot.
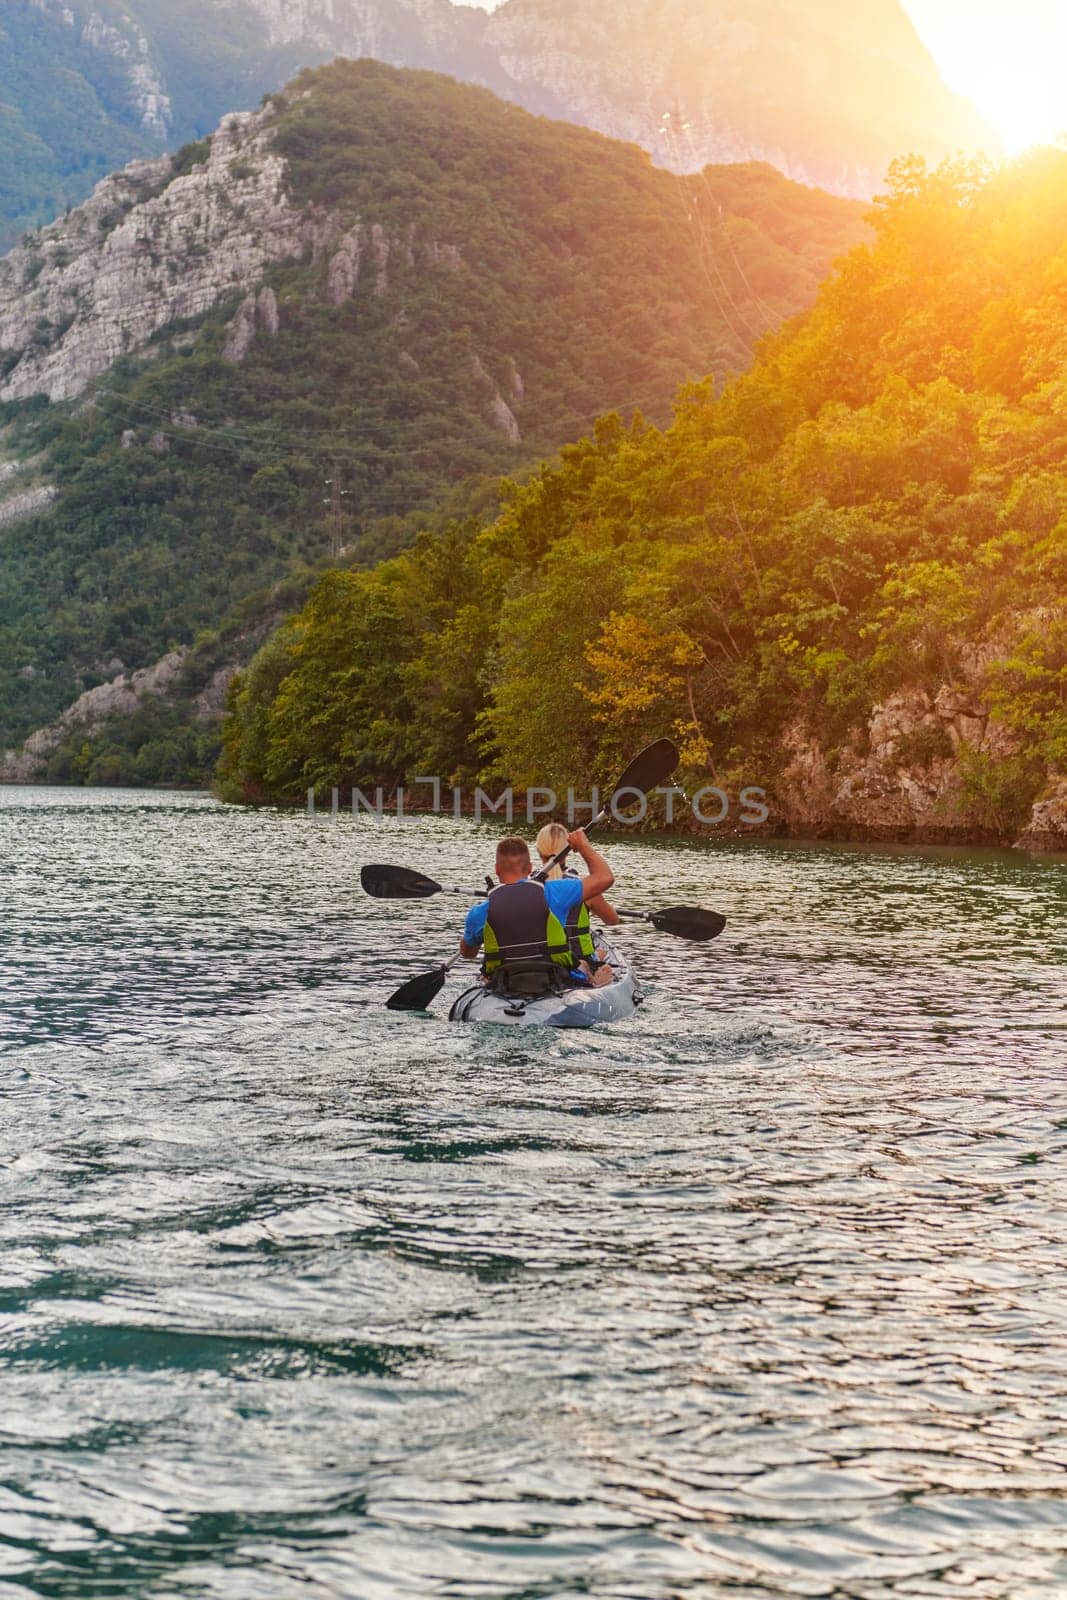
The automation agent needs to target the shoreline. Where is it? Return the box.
[5,779,1066,861]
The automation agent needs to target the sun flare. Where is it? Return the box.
[904,0,1067,154]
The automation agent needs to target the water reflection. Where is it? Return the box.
[0,787,1065,1597]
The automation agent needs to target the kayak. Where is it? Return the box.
[448,935,640,1028]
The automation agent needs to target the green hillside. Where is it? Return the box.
[0,60,866,765]
[222,151,1067,842]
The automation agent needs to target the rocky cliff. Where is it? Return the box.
[11,628,1064,852]
[0,650,189,784]
[1,0,995,251]
[209,133,1067,853]
[482,0,996,199]
[0,108,302,404]
[0,60,868,413]
[771,665,1067,854]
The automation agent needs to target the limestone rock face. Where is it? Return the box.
[79,5,173,137]
[481,0,996,199]
[220,0,994,198]
[327,226,364,305]
[469,354,521,442]
[0,484,57,527]
[237,0,469,54]
[221,286,285,365]
[770,665,1064,851]
[0,134,491,407]
[1015,780,1067,853]
[194,665,242,721]
[0,106,304,404]
[3,0,996,244]
[0,651,187,783]
[257,286,280,336]
[0,614,288,782]
[222,0,995,198]
[20,1,173,141]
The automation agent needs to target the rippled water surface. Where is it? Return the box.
[1,787,1066,1598]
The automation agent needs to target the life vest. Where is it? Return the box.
[482,880,574,981]
[557,867,596,964]
[564,899,596,965]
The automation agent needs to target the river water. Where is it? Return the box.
[1,786,1065,1598]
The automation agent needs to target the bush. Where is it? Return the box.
[957,752,1044,836]
[888,722,954,770]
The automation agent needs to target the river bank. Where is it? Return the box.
[274,775,1067,856]
[6,769,1066,854]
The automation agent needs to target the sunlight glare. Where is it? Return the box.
[455,0,1066,157]
[904,0,1067,153]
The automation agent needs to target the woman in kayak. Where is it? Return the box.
[535,822,619,985]
[535,822,619,924]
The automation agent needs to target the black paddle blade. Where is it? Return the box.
[648,906,727,942]
[361,864,442,899]
[386,965,448,1011]
[610,738,680,812]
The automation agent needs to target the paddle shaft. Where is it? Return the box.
[363,865,724,941]
[532,738,679,883]
[392,882,684,924]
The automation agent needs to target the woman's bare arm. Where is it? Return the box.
[586,893,619,925]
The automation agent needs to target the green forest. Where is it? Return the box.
[222,152,1067,838]
[0,60,865,771]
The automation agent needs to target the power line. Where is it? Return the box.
[678,118,781,335]
[658,110,773,345]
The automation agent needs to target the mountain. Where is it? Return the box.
[478,0,996,197]
[0,59,867,776]
[219,149,1067,852]
[0,0,994,250]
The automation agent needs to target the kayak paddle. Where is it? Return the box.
[532,737,679,882]
[385,953,464,1012]
[379,738,681,1011]
[362,865,725,942]
[615,907,726,941]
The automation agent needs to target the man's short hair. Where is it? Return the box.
[496,836,531,868]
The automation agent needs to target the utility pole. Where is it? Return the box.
[322,473,351,562]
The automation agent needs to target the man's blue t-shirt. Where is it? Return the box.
[464,877,584,948]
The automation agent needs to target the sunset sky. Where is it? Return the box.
[458,0,1067,155]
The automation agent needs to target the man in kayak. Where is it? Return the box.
[460,830,615,995]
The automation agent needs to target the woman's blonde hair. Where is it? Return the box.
[535,821,569,879]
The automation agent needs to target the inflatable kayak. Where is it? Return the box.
[448,935,640,1028]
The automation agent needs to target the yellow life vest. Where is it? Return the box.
[564,899,596,964]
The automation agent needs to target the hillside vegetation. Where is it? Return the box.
[222,152,1067,844]
[0,60,866,764]
[0,1,152,249]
